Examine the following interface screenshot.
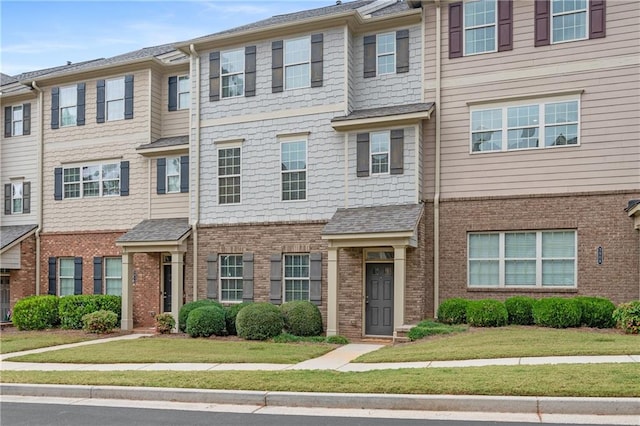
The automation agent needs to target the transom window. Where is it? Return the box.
[63,163,120,198]
[106,78,125,121]
[284,254,310,302]
[370,132,390,174]
[221,50,244,98]
[11,182,23,214]
[178,76,190,109]
[552,0,587,43]
[220,255,243,302]
[468,230,576,288]
[284,37,310,90]
[166,157,181,193]
[104,257,122,296]
[218,147,241,204]
[464,0,497,55]
[376,33,396,75]
[11,105,23,136]
[281,140,307,201]
[471,98,579,152]
[59,258,75,296]
[59,86,77,127]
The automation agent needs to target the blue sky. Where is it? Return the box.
[1,0,332,76]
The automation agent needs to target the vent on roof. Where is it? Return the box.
[66,61,72,65]
[336,1,342,4]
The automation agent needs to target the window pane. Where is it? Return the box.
[552,0,587,14]
[465,0,496,27]
[285,63,309,90]
[471,109,502,151]
[545,101,578,125]
[82,165,100,197]
[106,78,124,101]
[469,233,499,258]
[505,260,536,285]
[61,107,77,127]
[505,233,536,258]
[377,54,395,75]
[107,100,124,121]
[469,260,499,286]
[178,76,190,92]
[371,153,389,174]
[545,124,578,146]
[465,27,496,55]
[377,33,395,54]
[282,171,306,201]
[542,259,575,286]
[178,92,190,109]
[59,86,76,107]
[552,11,586,42]
[167,157,180,175]
[542,231,575,257]
[285,38,309,64]
[167,176,180,193]
[221,50,244,74]
[12,106,22,122]
[281,141,306,171]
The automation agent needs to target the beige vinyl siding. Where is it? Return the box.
[150,69,162,142]
[150,158,189,219]
[0,244,21,269]
[160,70,189,138]
[427,0,640,199]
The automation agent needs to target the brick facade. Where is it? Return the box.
[7,235,37,310]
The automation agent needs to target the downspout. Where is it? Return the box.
[433,1,442,317]
[31,81,43,295]
[189,44,201,302]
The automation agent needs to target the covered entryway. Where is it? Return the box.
[0,274,10,321]
[365,263,394,336]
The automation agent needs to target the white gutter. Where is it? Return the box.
[189,44,201,302]
[31,81,43,295]
[433,1,442,317]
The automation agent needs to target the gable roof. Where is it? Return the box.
[322,204,423,235]
[117,218,191,243]
[1,224,38,252]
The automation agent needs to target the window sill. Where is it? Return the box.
[467,287,578,293]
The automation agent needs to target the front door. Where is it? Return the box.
[0,275,9,322]
[163,264,172,313]
[365,263,394,336]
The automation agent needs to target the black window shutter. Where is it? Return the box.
[4,106,11,137]
[309,252,322,306]
[449,2,464,58]
[245,46,257,97]
[51,87,60,129]
[209,51,221,101]
[498,0,513,51]
[535,0,551,46]
[48,257,57,295]
[22,103,31,135]
[396,30,410,73]
[356,133,370,177]
[124,75,134,119]
[589,0,606,39]
[4,184,11,215]
[54,167,63,200]
[269,254,282,304]
[390,129,405,175]
[93,257,103,294]
[22,182,31,213]
[77,83,86,126]
[180,155,189,193]
[96,80,106,123]
[120,161,129,196]
[206,253,218,300]
[272,41,284,93]
[242,253,254,302]
[74,257,83,295]
[363,35,377,78]
[157,158,166,194]
[310,33,324,87]
[168,76,178,111]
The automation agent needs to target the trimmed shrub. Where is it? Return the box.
[155,313,176,334]
[178,299,223,332]
[532,297,582,328]
[236,302,283,341]
[97,295,122,320]
[272,333,326,343]
[280,301,323,337]
[11,295,60,330]
[466,299,508,327]
[574,296,616,328]
[437,298,469,324]
[58,295,122,330]
[82,310,118,334]
[224,302,251,336]
[407,320,467,341]
[326,335,349,345]
[613,301,640,334]
[505,296,535,325]
[185,306,226,338]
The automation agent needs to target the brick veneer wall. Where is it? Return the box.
[8,235,37,309]
[438,192,640,305]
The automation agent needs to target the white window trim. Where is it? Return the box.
[59,85,77,127]
[11,105,23,136]
[177,75,190,109]
[376,32,396,76]
[166,156,181,194]
[551,0,589,45]
[58,258,75,296]
[282,253,310,303]
[369,131,390,175]
[217,145,242,205]
[219,254,243,303]
[280,138,308,202]
[62,161,121,199]
[104,257,122,296]
[220,49,245,99]
[469,95,581,154]
[467,230,577,288]
[11,181,23,214]
[463,0,498,56]
[105,77,125,122]
[284,36,311,90]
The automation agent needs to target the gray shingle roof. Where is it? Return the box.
[1,224,37,251]
[332,102,435,122]
[117,218,191,243]
[1,73,18,86]
[137,135,189,151]
[371,1,412,16]
[625,199,640,212]
[322,204,423,235]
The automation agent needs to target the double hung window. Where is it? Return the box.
[218,147,241,204]
[220,255,243,302]
[59,258,75,296]
[464,0,497,55]
[106,78,125,121]
[284,37,310,90]
[283,254,310,302]
[59,86,77,126]
[221,50,244,98]
[104,257,122,296]
[281,140,307,201]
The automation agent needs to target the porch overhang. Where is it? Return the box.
[136,135,189,157]
[331,102,434,132]
[1,224,37,255]
[626,200,640,230]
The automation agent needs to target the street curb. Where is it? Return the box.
[2,384,639,416]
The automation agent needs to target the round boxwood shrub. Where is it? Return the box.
[532,297,582,328]
[466,299,508,327]
[178,299,223,332]
[504,296,535,325]
[82,310,118,334]
[224,302,251,336]
[437,298,469,324]
[236,302,284,340]
[280,300,323,337]
[11,295,60,330]
[574,296,616,328]
[185,306,226,338]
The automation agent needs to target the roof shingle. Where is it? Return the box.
[322,204,423,235]
[117,218,191,243]
[1,224,38,251]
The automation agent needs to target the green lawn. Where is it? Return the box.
[356,326,640,363]
[2,363,638,397]
[0,330,99,354]
[5,337,336,364]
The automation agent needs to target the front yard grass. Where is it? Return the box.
[5,337,336,364]
[2,363,639,397]
[356,326,640,363]
[0,330,100,354]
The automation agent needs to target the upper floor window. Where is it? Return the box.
[4,181,30,215]
[535,0,605,46]
[220,254,243,302]
[552,0,587,43]
[464,0,497,55]
[356,129,405,177]
[284,37,310,90]
[283,254,310,302]
[364,30,409,77]
[106,78,125,121]
[11,105,23,136]
[470,98,579,153]
[59,86,77,126]
[221,49,244,98]
[281,139,307,201]
[448,1,512,58]
[166,157,181,193]
[63,162,120,199]
[156,156,187,195]
[370,132,390,175]
[11,182,23,214]
[218,147,241,204]
[376,33,396,74]
[4,103,31,137]
[178,76,190,109]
